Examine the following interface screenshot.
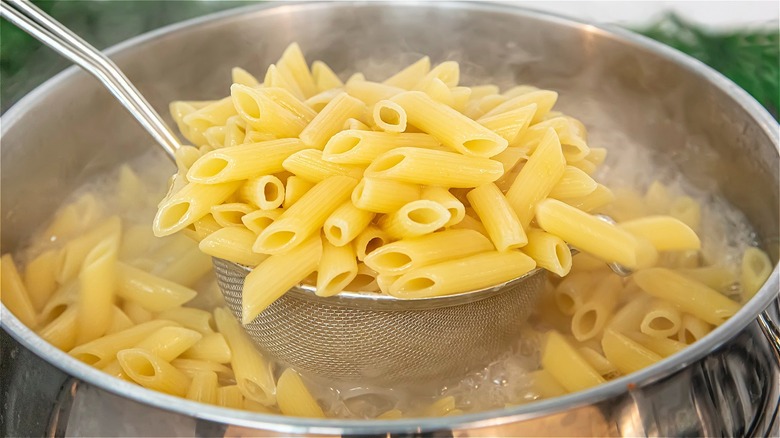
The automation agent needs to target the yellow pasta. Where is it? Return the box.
[669,195,701,233]
[364,229,493,276]
[322,130,440,165]
[391,91,508,157]
[483,90,558,123]
[372,100,407,133]
[282,149,364,183]
[558,184,615,213]
[571,275,621,341]
[305,89,341,113]
[528,369,567,398]
[311,60,343,92]
[241,209,282,236]
[186,370,218,404]
[351,177,421,213]
[193,214,222,241]
[37,305,78,351]
[231,66,261,88]
[283,175,315,209]
[264,64,305,101]
[633,268,741,325]
[276,42,318,98]
[601,329,662,375]
[171,358,233,380]
[214,307,276,405]
[346,79,404,106]
[154,181,240,237]
[365,147,503,188]
[577,347,617,377]
[741,246,772,300]
[554,271,599,316]
[535,199,640,268]
[316,241,358,297]
[421,186,464,227]
[187,139,306,184]
[678,314,713,344]
[353,225,392,261]
[69,320,177,368]
[467,183,527,251]
[253,176,356,254]
[116,263,198,312]
[639,299,682,339]
[549,166,598,200]
[156,307,215,335]
[117,349,191,396]
[107,306,135,334]
[505,129,566,227]
[77,234,120,344]
[276,369,325,418]
[448,213,489,237]
[625,332,687,358]
[237,176,285,210]
[477,104,536,142]
[199,226,268,266]
[244,235,323,321]
[619,216,700,252]
[231,85,316,137]
[378,200,451,239]
[181,98,236,145]
[299,92,367,150]
[122,300,153,325]
[56,216,121,284]
[181,333,232,364]
[541,331,605,392]
[678,265,738,292]
[383,56,430,89]
[0,254,38,329]
[522,228,572,277]
[389,250,536,298]
[217,385,245,409]
[210,203,254,228]
[323,201,376,247]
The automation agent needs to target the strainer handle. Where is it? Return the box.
[757,294,780,363]
[0,0,181,160]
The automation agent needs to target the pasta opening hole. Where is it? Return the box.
[129,356,157,378]
[561,142,587,160]
[555,293,576,315]
[682,329,696,344]
[373,251,413,270]
[247,217,274,233]
[215,211,244,225]
[159,202,192,228]
[399,277,436,292]
[351,181,366,204]
[330,136,361,155]
[462,138,498,155]
[262,230,297,250]
[234,92,262,119]
[74,353,102,366]
[324,272,353,292]
[243,380,267,402]
[327,225,344,241]
[42,304,67,324]
[348,274,376,290]
[365,237,385,256]
[370,154,405,173]
[555,243,570,266]
[407,208,440,225]
[648,317,675,331]
[575,309,598,338]
[263,183,279,201]
[379,107,402,125]
[190,158,229,179]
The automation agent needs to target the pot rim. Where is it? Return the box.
[1,1,778,434]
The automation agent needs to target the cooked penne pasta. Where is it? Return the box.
[619,216,700,252]
[346,263,380,292]
[541,331,605,392]
[741,246,772,300]
[277,369,325,418]
[69,320,176,368]
[639,299,682,339]
[316,241,358,297]
[56,216,121,284]
[154,182,240,237]
[231,85,316,137]
[181,333,232,363]
[351,177,421,213]
[346,79,404,106]
[182,98,236,144]
[354,225,392,261]
[678,265,738,292]
[389,250,536,298]
[193,214,222,241]
[186,370,218,404]
[468,183,527,251]
[299,92,366,150]
[378,200,451,239]
[283,175,315,209]
[311,60,343,92]
[601,329,662,375]
[276,42,318,98]
[421,186,464,227]
[522,228,572,277]
[214,307,276,404]
[156,307,215,335]
[549,166,598,200]
[282,149,364,183]
[264,64,306,101]
[77,234,120,344]
[217,385,245,409]
[237,176,285,210]
[678,314,713,344]
[171,358,233,380]
[187,139,307,184]
[323,201,376,246]
[231,66,261,88]
[253,176,356,254]
[122,300,154,325]
[305,89,342,112]
[669,196,701,233]
[554,271,598,316]
[558,184,615,213]
[364,229,493,276]
[477,104,536,143]
[624,332,687,358]
[117,348,191,396]
[242,209,282,236]
[322,130,440,165]
[116,263,197,312]
[571,275,621,341]
[372,100,407,133]
[211,203,254,228]
[199,226,268,266]
[383,56,430,89]
[1,254,38,329]
[107,306,135,334]
[484,90,558,124]
[577,347,617,377]
[37,305,78,351]
[391,91,508,157]
[633,268,741,325]
[448,213,489,237]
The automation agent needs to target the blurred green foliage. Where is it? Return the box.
[1,2,778,119]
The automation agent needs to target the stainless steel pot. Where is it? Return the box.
[2,2,778,436]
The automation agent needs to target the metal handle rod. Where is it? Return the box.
[0,0,180,159]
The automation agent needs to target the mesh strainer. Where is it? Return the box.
[213,257,547,385]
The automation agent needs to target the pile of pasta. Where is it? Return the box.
[2,43,774,417]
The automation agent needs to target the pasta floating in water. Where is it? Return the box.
[2,43,773,419]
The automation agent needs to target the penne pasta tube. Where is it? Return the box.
[199,226,268,267]
[553,271,599,316]
[211,203,254,228]
[276,42,318,98]
[276,369,325,418]
[483,90,558,123]
[116,263,198,312]
[571,275,621,341]
[305,88,342,113]
[346,79,404,106]
[214,307,276,405]
[182,98,236,144]
[365,147,503,188]
[418,77,454,107]
[322,130,441,165]
[624,331,687,358]
[678,265,738,293]
[541,331,605,392]
[559,184,616,213]
[237,176,285,210]
[264,64,305,101]
[601,329,662,375]
[23,249,58,312]
[389,250,536,298]
[528,369,567,398]
[549,166,599,200]
[343,117,370,131]
[491,146,528,177]
[422,186,465,227]
[253,176,356,254]
[242,209,282,236]
[535,198,640,268]
[477,104,537,143]
[181,333,232,363]
[639,299,682,339]
[123,300,153,325]
[186,370,218,404]
[323,201,376,247]
[378,200,451,239]
[0,254,38,329]
[187,139,307,184]
[448,213,489,237]
[678,314,713,344]
[154,181,240,237]
[193,214,222,241]
[117,349,191,396]
[619,216,700,252]
[364,229,493,276]
[577,347,618,377]
[156,246,213,288]
[231,85,316,137]
[69,320,177,368]
[415,61,460,89]
[633,268,741,325]
[299,92,367,150]
[351,177,421,213]
[468,183,527,251]
[283,175,315,209]
[312,60,343,92]
[372,100,407,133]
[56,216,121,284]
[244,235,323,321]
[217,385,245,409]
[107,306,135,334]
[282,149,364,183]
[669,196,701,233]
[505,129,566,227]
[741,246,773,300]
[156,307,215,335]
[316,241,359,297]
[346,263,380,292]
[390,91,508,157]
[607,295,653,333]
[37,305,78,351]
[522,228,572,277]
[129,326,203,362]
[77,234,120,344]
[171,358,233,380]
[354,225,392,261]
[232,66,261,88]
[383,56,430,89]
